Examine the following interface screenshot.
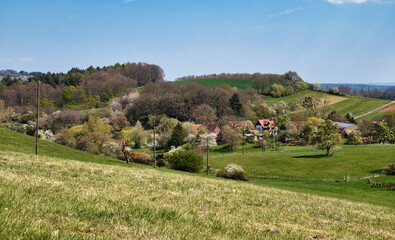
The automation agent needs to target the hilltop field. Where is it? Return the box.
[0,128,394,239]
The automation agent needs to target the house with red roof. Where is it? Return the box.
[254,119,276,134]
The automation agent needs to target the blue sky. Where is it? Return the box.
[1,0,395,84]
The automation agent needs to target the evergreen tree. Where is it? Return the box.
[229,93,242,117]
[168,123,186,148]
[1,75,13,86]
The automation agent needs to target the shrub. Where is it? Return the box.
[346,131,363,145]
[156,153,170,168]
[101,141,122,159]
[128,151,154,166]
[168,150,203,173]
[216,164,249,181]
[383,161,395,176]
[55,129,77,148]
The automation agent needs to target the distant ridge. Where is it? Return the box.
[0,69,42,80]
[321,83,395,91]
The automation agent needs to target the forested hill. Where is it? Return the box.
[176,71,312,97]
[0,69,41,78]
[0,62,164,109]
[28,62,164,87]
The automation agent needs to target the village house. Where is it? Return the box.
[254,119,276,134]
[192,124,221,135]
[334,122,358,135]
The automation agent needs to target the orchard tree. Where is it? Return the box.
[313,120,342,156]
[300,121,315,145]
[375,123,394,144]
[221,125,241,151]
[301,97,321,117]
[128,121,149,148]
[192,104,217,124]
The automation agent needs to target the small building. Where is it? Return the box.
[228,121,255,130]
[254,119,276,134]
[333,122,358,135]
[192,124,221,135]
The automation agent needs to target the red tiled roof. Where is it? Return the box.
[255,119,276,129]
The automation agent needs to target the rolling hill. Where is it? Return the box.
[175,78,253,90]
[0,128,394,239]
[174,78,393,120]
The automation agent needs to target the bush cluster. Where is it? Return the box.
[156,153,170,168]
[216,164,249,181]
[383,161,395,176]
[128,151,153,166]
[168,149,203,173]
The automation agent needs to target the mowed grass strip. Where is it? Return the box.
[331,96,391,116]
[264,90,346,106]
[0,151,394,239]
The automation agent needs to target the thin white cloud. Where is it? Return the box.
[327,0,395,4]
[268,8,303,18]
[123,0,136,3]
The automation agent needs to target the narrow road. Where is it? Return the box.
[355,101,395,119]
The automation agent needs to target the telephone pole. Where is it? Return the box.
[206,138,209,175]
[153,119,156,168]
[35,81,40,156]
[242,124,245,155]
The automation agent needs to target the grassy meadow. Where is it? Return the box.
[1,150,395,239]
[209,145,395,208]
[1,127,395,238]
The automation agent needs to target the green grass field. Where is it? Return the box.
[1,128,395,238]
[175,78,253,90]
[331,96,391,116]
[1,148,394,238]
[264,90,391,118]
[264,90,346,106]
[209,145,395,207]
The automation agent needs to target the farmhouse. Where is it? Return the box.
[334,122,358,135]
[192,124,221,135]
[254,119,276,134]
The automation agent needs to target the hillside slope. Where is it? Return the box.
[265,90,391,118]
[174,78,391,119]
[175,78,253,90]
[1,150,394,239]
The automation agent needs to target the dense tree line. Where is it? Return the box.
[0,62,164,111]
[122,81,253,124]
[176,71,312,98]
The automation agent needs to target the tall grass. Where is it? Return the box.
[0,151,394,239]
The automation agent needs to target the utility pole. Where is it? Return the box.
[35,81,40,156]
[242,124,245,155]
[153,119,156,168]
[206,137,209,175]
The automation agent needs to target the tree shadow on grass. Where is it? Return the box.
[293,154,329,159]
[370,169,384,174]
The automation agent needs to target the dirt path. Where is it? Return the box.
[355,101,395,119]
